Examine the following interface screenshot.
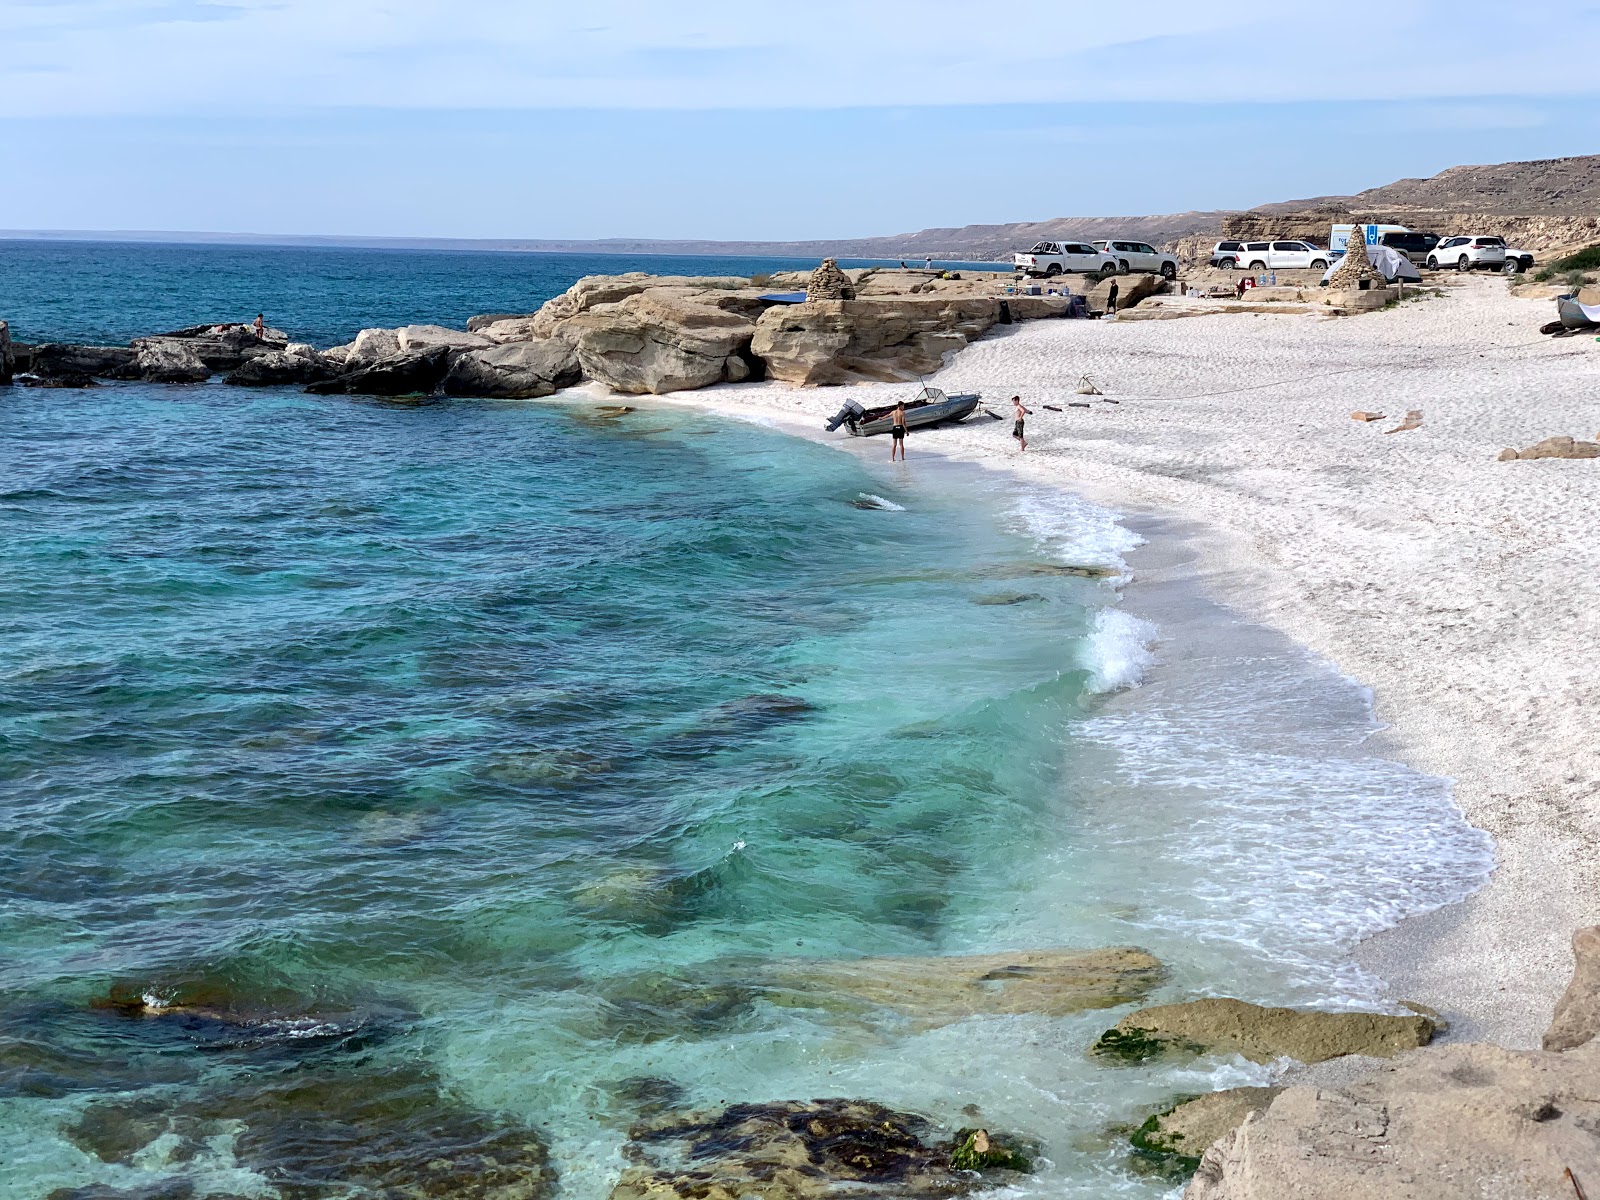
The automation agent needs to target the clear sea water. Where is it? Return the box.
[0,242,1493,1199]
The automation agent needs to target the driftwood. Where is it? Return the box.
[1385,409,1423,434]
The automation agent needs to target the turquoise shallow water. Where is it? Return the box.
[0,243,1495,1199]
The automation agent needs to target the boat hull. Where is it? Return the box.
[1557,295,1600,330]
[849,395,981,437]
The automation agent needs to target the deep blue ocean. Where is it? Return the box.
[0,241,1493,1199]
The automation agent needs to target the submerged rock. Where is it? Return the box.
[611,1098,1027,1200]
[305,347,451,397]
[764,946,1165,1022]
[1186,1042,1600,1200]
[1130,1087,1282,1176]
[22,371,97,389]
[1092,998,1437,1065]
[59,1061,556,1200]
[441,340,582,399]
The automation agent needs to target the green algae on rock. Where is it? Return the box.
[1092,997,1437,1066]
[1128,1087,1283,1177]
[611,1098,1030,1200]
[948,1128,1035,1173]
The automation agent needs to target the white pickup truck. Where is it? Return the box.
[1091,240,1180,280]
[1013,240,1118,279]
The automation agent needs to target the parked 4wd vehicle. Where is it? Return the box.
[1503,247,1536,273]
[1378,230,1440,265]
[1013,240,1118,279]
[1089,240,1179,280]
[1426,236,1507,271]
[1210,240,1246,268]
[1223,241,1330,271]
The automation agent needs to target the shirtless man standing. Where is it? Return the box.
[1011,395,1030,452]
[890,401,907,461]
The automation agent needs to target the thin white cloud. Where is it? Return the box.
[0,0,1595,116]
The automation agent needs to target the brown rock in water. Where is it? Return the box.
[1184,1042,1600,1200]
[61,1062,555,1200]
[567,291,760,394]
[611,1098,1023,1200]
[1544,924,1600,1051]
[1093,997,1436,1065]
[1131,1088,1283,1172]
[805,258,856,302]
[764,946,1165,1021]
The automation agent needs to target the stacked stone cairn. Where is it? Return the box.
[1328,224,1380,289]
[805,258,856,302]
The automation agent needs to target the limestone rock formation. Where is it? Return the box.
[0,319,13,385]
[1084,273,1166,312]
[466,312,530,333]
[224,344,335,386]
[611,1098,1028,1200]
[346,328,402,366]
[1092,998,1437,1065]
[107,341,212,384]
[566,291,761,394]
[136,325,285,372]
[763,946,1165,1021]
[1326,226,1380,290]
[441,340,583,399]
[1132,1088,1283,1173]
[528,275,750,341]
[805,258,856,301]
[751,297,1006,386]
[477,317,544,344]
[395,324,492,354]
[1544,924,1600,1050]
[1184,1042,1600,1200]
[1498,436,1600,461]
[29,343,137,378]
[305,347,451,397]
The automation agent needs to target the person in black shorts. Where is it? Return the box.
[1106,279,1119,314]
[890,400,907,461]
[1011,395,1030,452]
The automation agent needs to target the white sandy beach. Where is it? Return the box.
[671,275,1600,1050]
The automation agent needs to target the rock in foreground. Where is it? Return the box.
[1498,435,1600,461]
[612,1098,1029,1200]
[1131,1088,1283,1175]
[1185,1042,1600,1200]
[1544,924,1600,1051]
[1093,998,1437,1065]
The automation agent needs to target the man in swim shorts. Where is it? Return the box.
[1011,395,1030,452]
[890,401,907,461]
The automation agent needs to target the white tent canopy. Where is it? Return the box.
[1322,242,1422,285]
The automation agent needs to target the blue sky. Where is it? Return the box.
[2,0,1597,240]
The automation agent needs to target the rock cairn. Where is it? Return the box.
[1328,224,1380,289]
[805,258,856,301]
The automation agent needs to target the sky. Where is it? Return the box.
[2,0,1598,241]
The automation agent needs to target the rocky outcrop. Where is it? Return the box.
[764,946,1165,1021]
[29,343,136,379]
[441,340,583,399]
[1084,273,1167,311]
[1185,1042,1600,1200]
[1132,1088,1283,1174]
[476,317,544,344]
[304,347,451,397]
[224,344,335,386]
[108,341,212,384]
[0,320,12,384]
[1544,924,1600,1050]
[805,258,856,301]
[567,291,762,394]
[1498,436,1600,461]
[396,324,492,354]
[136,325,285,372]
[528,274,750,341]
[345,328,402,366]
[611,1099,1031,1200]
[751,297,1013,386]
[1093,998,1437,1065]
[466,312,530,333]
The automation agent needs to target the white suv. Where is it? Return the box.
[1090,240,1180,280]
[1014,240,1118,279]
[1426,236,1507,271]
[1230,240,1331,271]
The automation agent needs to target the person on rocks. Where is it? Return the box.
[1011,395,1030,452]
[253,314,266,340]
[890,400,908,462]
[1106,279,1119,315]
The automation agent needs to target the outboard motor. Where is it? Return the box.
[824,399,866,432]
